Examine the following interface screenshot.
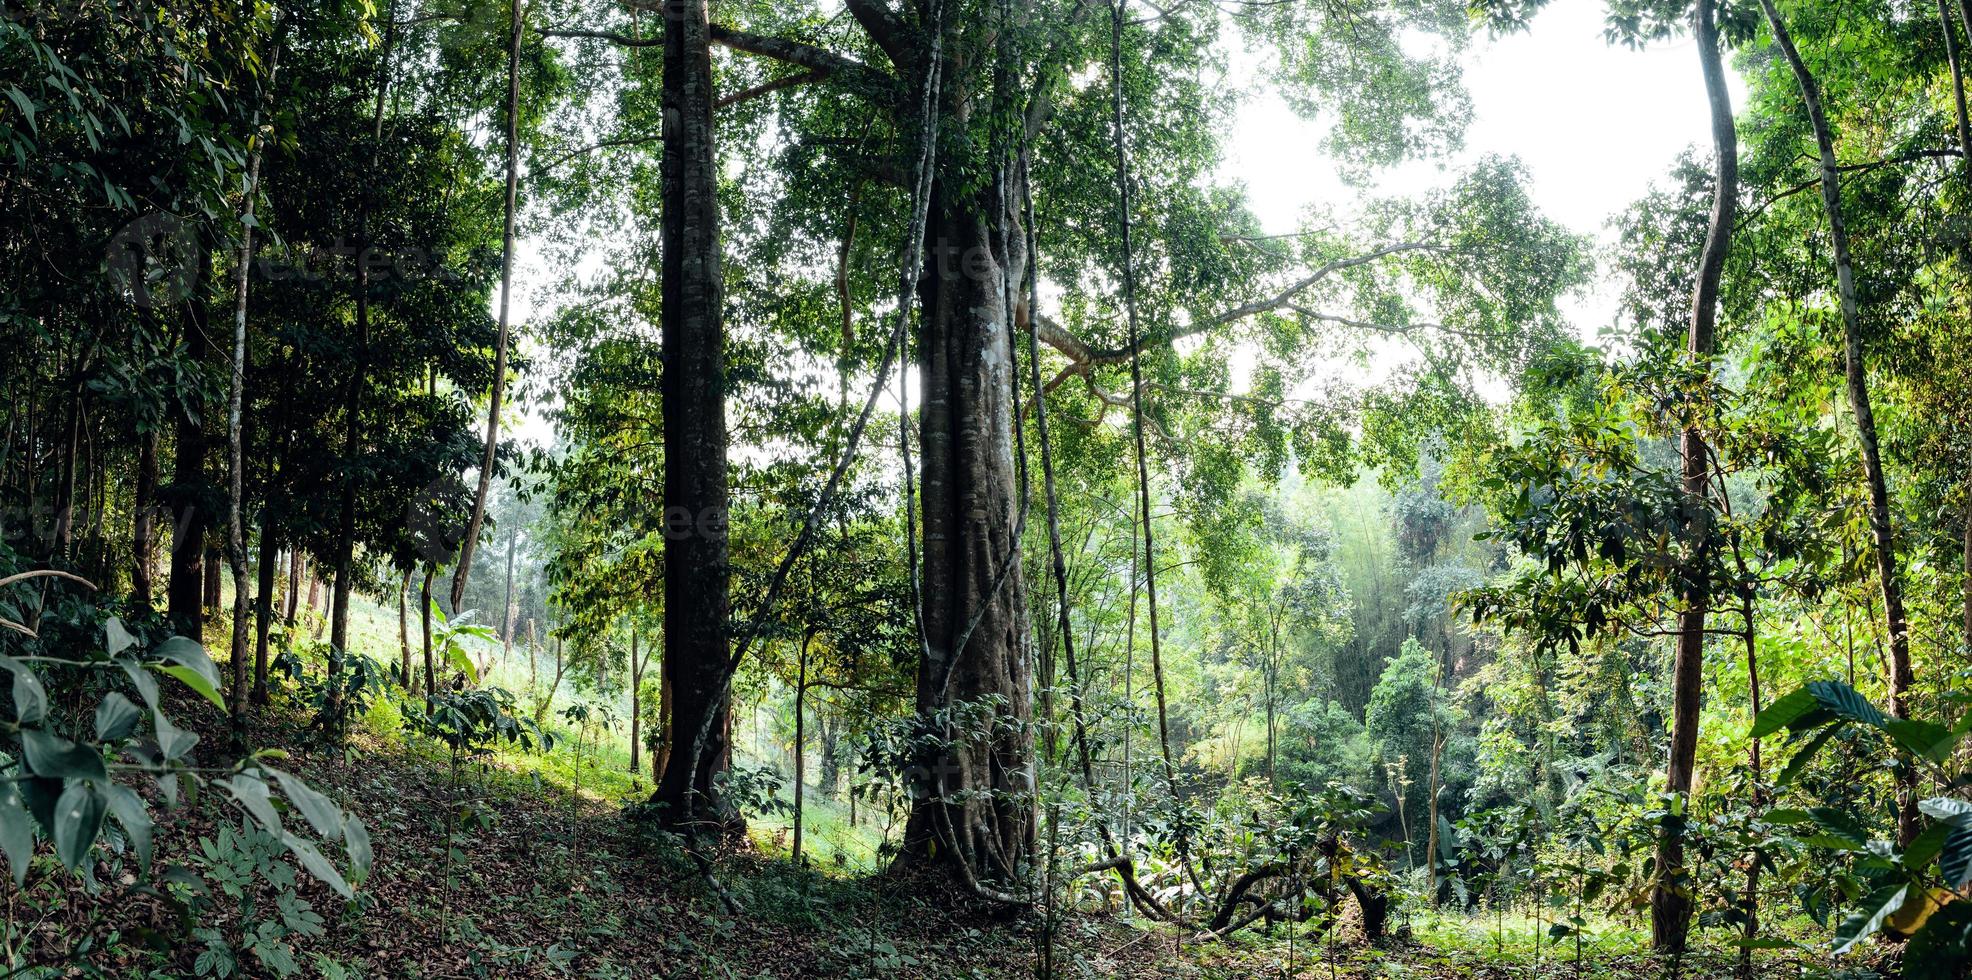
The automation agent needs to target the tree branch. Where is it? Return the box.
[844,0,915,70]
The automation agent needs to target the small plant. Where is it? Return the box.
[188,818,329,978]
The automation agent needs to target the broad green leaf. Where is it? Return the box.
[219,773,281,833]
[265,767,342,842]
[1942,825,1972,889]
[21,730,106,783]
[1920,798,1972,824]
[280,833,352,899]
[102,784,152,868]
[1833,883,1906,954]
[119,659,160,708]
[95,692,141,742]
[1807,680,1887,729]
[1751,687,1822,738]
[444,644,479,686]
[1763,808,1813,825]
[1886,719,1957,764]
[0,655,47,724]
[1906,820,1952,871]
[52,781,105,872]
[343,815,371,886]
[104,616,136,655]
[1778,726,1837,787]
[153,636,220,690]
[0,784,32,886]
[157,664,224,710]
[155,710,198,761]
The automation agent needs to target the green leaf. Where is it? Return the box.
[95,692,141,742]
[1942,826,1972,889]
[4,86,36,134]
[52,781,106,871]
[1907,820,1953,871]
[153,636,221,690]
[1920,798,1972,824]
[0,655,47,724]
[154,708,199,762]
[1778,726,1837,787]
[1807,680,1887,729]
[21,729,107,783]
[219,773,281,834]
[157,664,225,710]
[1833,884,1906,954]
[265,767,341,842]
[0,784,33,886]
[1751,687,1821,738]
[343,815,371,887]
[104,616,136,656]
[444,643,479,686]
[279,833,352,899]
[120,659,160,709]
[102,784,152,868]
[1886,718,1958,763]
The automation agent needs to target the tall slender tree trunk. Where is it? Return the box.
[1940,0,1972,664]
[398,569,412,688]
[167,254,212,640]
[629,630,642,774]
[228,31,281,745]
[203,542,222,610]
[793,632,809,867]
[329,1,400,723]
[252,521,277,706]
[420,566,436,700]
[48,377,79,559]
[501,524,517,653]
[1756,0,1920,846]
[453,0,524,608]
[653,0,736,831]
[285,550,301,624]
[132,428,157,608]
[1653,0,1736,955]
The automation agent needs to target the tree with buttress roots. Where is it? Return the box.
[551,0,1583,891]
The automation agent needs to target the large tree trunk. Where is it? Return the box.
[895,174,1037,887]
[1756,0,1920,846]
[167,258,212,640]
[653,0,736,832]
[1653,0,1736,954]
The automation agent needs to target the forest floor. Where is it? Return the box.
[22,695,1855,979]
[15,598,1871,978]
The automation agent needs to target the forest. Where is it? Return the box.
[6,0,1972,975]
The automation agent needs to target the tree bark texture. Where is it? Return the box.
[653,0,736,830]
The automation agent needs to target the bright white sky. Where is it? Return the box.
[1224,0,1746,338]
[510,2,1747,449]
